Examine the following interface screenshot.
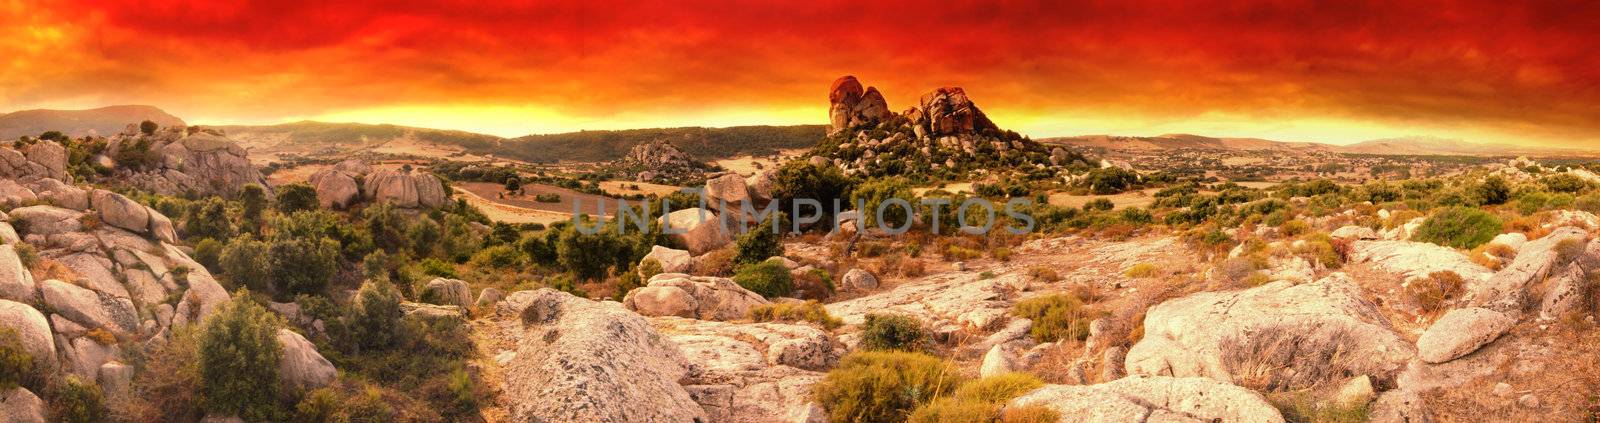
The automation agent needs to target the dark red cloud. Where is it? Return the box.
[4,0,1598,143]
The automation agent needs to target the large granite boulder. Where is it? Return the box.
[623,273,769,321]
[502,289,707,422]
[421,278,473,310]
[362,168,447,209]
[641,245,693,274]
[912,86,997,137]
[0,140,66,181]
[1125,274,1414,388]
[1415,307,1514,364]
[0,387,46,423]
[1009,376,1285,422]
[309,168,360,209]
[277,329,337,393]
[0,300,56,372]
[39,279,139,339]
[0,245,35,303]
[661,208,733,255]
[826,76,892,134]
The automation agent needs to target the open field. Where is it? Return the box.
[457,181,618,217]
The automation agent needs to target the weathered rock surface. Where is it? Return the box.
[1126,274,1414,387]
[502,289,707,422]
[1469,227,1588,312]
[0,140,67,181]
[912,86,998,137]
[39,279,139,339]
[1350,240,1494,284]
[623,273,769,321]
[1009,376,1285,422]
[0,387,46,423]
[1416,307,1513,364]
[277,329,337,393]
[653,316,835,421]
[615,140,705,183]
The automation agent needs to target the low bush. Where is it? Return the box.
[1012,294,1099,343]
[1413,207,1503,249]
[812,351,964,423]
[858,313,930,352]
[791,268,834,299]
[1405,271,1465,314]
[1122,263,1159,278]
[748,300,843,330]
[51,375,108,423]
[909,372,1046,423]
[1027,266,1061,282]
[0,327,34,390]
[732,260,794,298]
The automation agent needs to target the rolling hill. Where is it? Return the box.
[0,105,185,139]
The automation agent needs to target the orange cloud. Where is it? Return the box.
[2,0,1597,145]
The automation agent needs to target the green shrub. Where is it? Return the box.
[269,236,341,297]
[733,219,786,265]
[218,235,270,292]
[813,351,964,423]
[1012,294,1098,343]
[50,375,107,423]
[858,313,929,352]
[275,183,320,213]
[732,259,793,298]
[413,258,459,279]
[349,279,404,352]
[1413,207,1503,249]
[0,327,34,390]
[1082,198,1114,211]
[192,238,223,272]
[637,258,664,280]
[467,245,522,269]
[748,300,843,329]
[198,292,284,421]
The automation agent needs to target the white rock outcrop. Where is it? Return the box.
[623,273,769,321]
[1415,307,1514,364]
[1009,376,1285,422]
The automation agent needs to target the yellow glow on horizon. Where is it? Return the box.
[257,104,825,138]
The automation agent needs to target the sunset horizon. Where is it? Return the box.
[5,1,1598,146]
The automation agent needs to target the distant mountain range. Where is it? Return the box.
[0,105,185,139]
[3,105,1592,159]
[1043,133,1597,157]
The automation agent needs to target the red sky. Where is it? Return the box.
[3,1,1598,146]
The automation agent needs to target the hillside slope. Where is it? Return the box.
[0,105,185,139]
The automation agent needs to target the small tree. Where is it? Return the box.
[275,183,320,213]
[504,176,522,193]
[239,184,268,233]
[139,120,159,135]
[184,198,234,242]
[733,215,786,265]
[269,237,341,297]
[219,235,271,292]
[198,292,283,421]
[347,278,404,352]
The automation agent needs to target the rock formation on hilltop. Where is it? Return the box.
[814,75,1091,180]
[102,124,269,198]
[827,76,892,135]
[911,86,998,137]
[611,139,708,184]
